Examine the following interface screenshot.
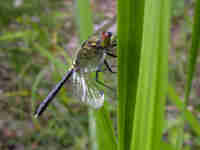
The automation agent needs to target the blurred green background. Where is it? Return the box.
[0,0,199,150]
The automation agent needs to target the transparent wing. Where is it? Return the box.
[72,72,104,108]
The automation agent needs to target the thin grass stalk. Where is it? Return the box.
[76,1,116,149]
[76,1,96,149]
[93,104,117,150]
[168,85,200,136]
[175,1,200,149]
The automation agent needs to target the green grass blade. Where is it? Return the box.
[33,44,66,70]
[161,141,175,150]
[175,0,200,149]
[31,70,46,104]
[117,0,145,149]
[76,1,117,150]
[93,104,117,150]
[76,0,93,42]
[0,31,30,41]
[184,0,200,109]
[168,85,200,136]
[76,1,95,149]
[131,0,170,150]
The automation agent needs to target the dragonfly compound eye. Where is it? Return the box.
[102,32,112,40]
[107,32,112,38]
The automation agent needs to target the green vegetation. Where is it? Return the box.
[0,0,200,150]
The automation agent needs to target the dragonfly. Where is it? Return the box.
[34,32,117,118]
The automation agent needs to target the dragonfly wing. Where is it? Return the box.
[72,72,104,108]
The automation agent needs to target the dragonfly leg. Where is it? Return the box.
[106,52,117,58]
[104,60,116,73]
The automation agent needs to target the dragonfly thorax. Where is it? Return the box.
[73,36,106,73]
